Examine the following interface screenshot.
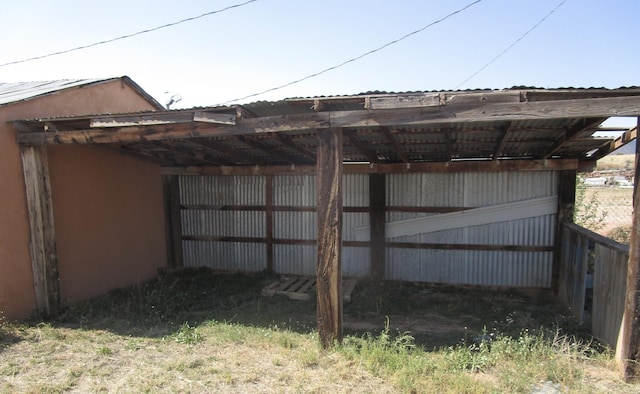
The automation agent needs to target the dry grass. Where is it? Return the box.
[2,269,639,393]
[596,154,635,171]
[582,186,633,239]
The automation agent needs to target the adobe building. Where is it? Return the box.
[0,77,167,319]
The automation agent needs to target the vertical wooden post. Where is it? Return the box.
[552,170,576,293]
[162,175,183,269]
[369,173,386,280]
[265,175,274,272]
[20,145,60,317]
[618,117,640,381]
[316,128,343,347]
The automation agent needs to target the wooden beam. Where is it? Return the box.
[345,130,378,163]
[492,122,513,160]
[163,175,183,269]
[20,94,640,146]
[273,133,316,160]
[552,170,576,293]
[265,175,274,272]
[190,138,267,165]
[316,128,343,348]
[381,127,408,163]
[20,146,60,317]
[237,135,299,164]
[442,128,454,161]
[369,174,386,280]
[618,116,640,381]
[162,159,580,176]
[543,118,605,159]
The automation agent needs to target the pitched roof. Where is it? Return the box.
[0,77,163,109]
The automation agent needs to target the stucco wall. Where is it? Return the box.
[48,146,165,303]
[0,79,165,319]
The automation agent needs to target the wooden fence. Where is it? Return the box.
[559,222,629,349]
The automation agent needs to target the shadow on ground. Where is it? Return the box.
[13,267,590,350]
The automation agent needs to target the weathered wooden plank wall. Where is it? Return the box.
[592,244,628,349]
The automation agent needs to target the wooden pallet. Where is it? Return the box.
[262,276,358,302]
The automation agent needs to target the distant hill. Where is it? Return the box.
[611,139,636,155]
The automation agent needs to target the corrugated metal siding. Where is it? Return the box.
[180,175,266,271]
[180,171,558,285]
[385,171,557,287]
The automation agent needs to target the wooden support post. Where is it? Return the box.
[266,175,274,272]
[162,175,183,269]
[316,128,343,348]
[552,170,576,293]
[20,145,60,317]
[618,116,640,381]
[369,173,386,280]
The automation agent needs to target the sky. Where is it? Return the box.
[1,0,639,118]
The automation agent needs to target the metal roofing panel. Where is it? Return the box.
[0,79,109,106]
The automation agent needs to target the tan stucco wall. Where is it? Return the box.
[0,79,165,319]
[48,145,165,303]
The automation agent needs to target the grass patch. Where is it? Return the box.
[0,268,638,393]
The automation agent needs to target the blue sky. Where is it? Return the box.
[1,0,638,111]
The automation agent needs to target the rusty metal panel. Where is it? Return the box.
[592,244,629,349]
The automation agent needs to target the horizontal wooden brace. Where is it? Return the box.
[181,235,552,252]
[162,159,579,176]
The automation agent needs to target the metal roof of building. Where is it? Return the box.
[0,77,164,109]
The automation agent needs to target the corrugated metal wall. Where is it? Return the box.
[178,171,557,287]
[386,172,557,287]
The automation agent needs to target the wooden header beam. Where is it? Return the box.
[16,95,640,146]
[161,159,579,176]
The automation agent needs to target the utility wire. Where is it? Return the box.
[455,0,568,89]
[0,0,259,68]
[221,0,483,105]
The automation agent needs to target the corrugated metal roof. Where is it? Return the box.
[0,79,109,106]
[0,76,164,109]
[12,87,640,166]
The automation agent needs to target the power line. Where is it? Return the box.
[455,0,568,89]
[0,0,259,68]
[221,0,483,105]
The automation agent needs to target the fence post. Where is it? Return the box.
[553,170,576,293]
[618,116,640,381]
[316,128,343,348]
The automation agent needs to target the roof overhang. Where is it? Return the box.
[12,88,640,172]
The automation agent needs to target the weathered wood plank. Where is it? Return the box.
[265,175,274,272]
[316,128,343,347]
[20,146,60,317]
[618,116,640,381]
[161,159,580,176]
[163,175,183,269]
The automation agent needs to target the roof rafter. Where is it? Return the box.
[542,118,605,159]
[190,138,267,165]
[236,135,301,164]
[492,122,514,161]
[345,130,378,163]
[381,127,408,163]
